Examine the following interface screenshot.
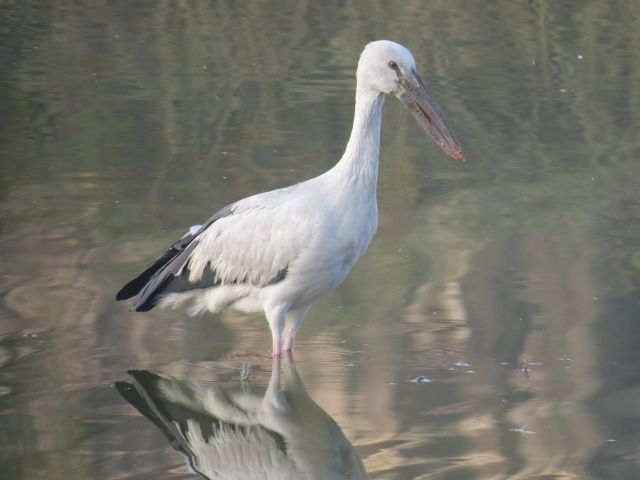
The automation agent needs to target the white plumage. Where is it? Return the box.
[117,40,464,355]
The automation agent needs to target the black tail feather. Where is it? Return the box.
[116,204,235,310]
[115,230,200,307]
[131,274,176,311]
[115,247,183,302]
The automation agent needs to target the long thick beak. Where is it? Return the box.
[397,69,465,162]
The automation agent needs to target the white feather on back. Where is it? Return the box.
[182,184,316,287]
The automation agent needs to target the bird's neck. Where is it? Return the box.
[332,87,385,186]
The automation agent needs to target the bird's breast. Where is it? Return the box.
[291,198,376,293]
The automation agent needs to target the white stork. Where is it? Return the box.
[116,40,465,355]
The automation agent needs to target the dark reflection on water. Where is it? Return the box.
[116,353,369,479]
[2,0,640,479]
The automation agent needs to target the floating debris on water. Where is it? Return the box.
[560,355,574,368]
[510,425,536,435]
[409,376,432,384]
[519,355,542,381]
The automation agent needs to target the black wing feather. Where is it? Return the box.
[115,234,195,301]
[115,205,234,311]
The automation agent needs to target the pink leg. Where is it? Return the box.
[267,306,286,357]
[272,336,282,356]
[282,305,311,352]
[282,329,295,351]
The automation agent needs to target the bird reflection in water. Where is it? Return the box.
[116,353,369,479]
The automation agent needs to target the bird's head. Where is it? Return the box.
[357,40,465,162]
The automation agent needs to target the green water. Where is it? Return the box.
[1,1,640,478]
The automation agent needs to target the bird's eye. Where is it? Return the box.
[388,61,398,70]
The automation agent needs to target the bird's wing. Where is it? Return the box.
[117,185,314,311]
[115,204,234,307]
